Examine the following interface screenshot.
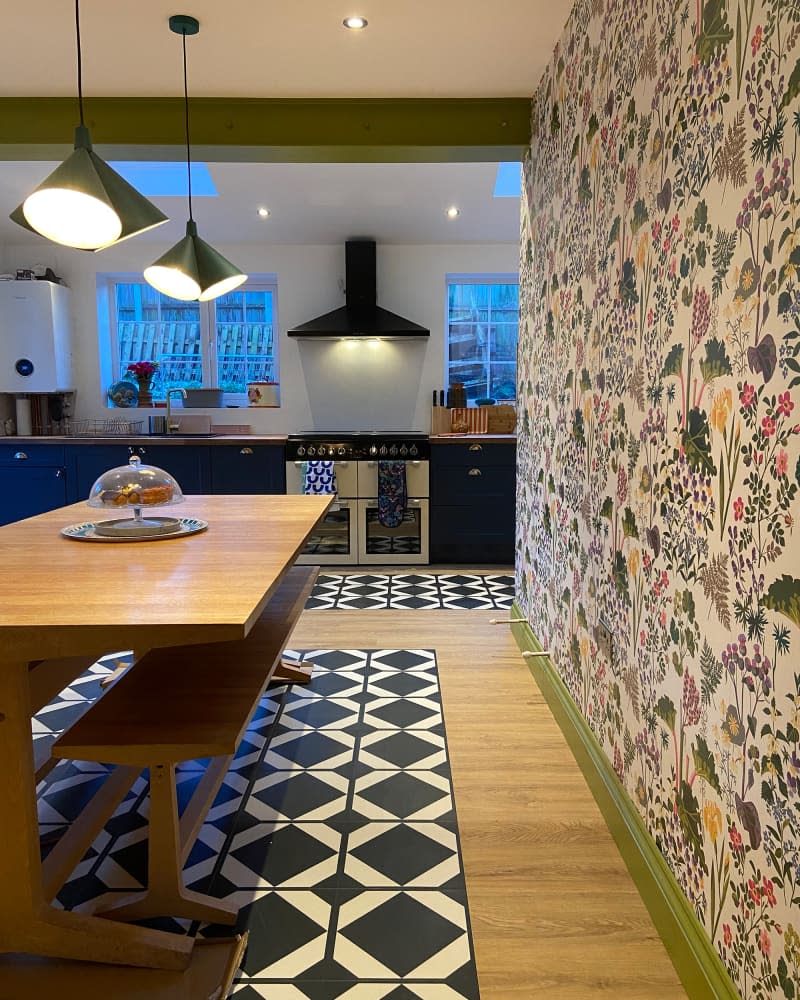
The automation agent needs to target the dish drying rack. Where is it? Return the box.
[69,418,144,437]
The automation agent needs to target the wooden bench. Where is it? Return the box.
[50,565,318,925]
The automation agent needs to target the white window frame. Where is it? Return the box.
[102,274,279,407]
[444,273,519,404]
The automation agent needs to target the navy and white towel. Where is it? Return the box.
[303,460,337,495]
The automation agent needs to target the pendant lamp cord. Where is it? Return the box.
[75,0,85,126]
[182,30,193,222]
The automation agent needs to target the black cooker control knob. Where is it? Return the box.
[389,444,398,456]
[308,446,316,456]
[297,446,306,456]
[400,445,408,456]
[409,444,418,456]
[379,445,388,456]
[338,447,346,456]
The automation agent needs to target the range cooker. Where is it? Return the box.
[286,433,430,565]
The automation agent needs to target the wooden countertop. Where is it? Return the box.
[4,435,288,446]
[0,494,331,661]
[429,434,517,443]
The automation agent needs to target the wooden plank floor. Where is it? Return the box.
[290,606,687,1000]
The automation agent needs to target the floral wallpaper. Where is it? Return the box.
[517,1,800,996]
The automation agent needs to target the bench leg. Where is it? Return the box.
[98,764,238,926]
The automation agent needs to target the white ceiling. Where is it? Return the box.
[0,0,571,98]
[0,161,520,245]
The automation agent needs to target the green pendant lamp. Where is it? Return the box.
[10,0,168,251]
[144,15,246,302]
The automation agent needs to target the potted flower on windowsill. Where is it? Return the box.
[126,361,159,407]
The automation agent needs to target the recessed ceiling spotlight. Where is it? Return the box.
[257,207,270,218]
[343,15,368,29]
[446,206,460,219]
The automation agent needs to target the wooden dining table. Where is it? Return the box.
[0,494,331,995]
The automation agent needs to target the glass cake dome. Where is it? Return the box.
[87,454,185,536]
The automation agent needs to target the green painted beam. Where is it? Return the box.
[510,603,742,1000]
[0,97,530,162]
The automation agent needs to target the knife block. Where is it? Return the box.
[430,406,451,435]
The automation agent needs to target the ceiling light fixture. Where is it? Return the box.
[144,14,246,302]
[9,0,168,250]
[446,206,460,219]
[257,207,270,218]
[343,16,368,29]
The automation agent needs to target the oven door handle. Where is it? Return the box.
[365,460,423,467]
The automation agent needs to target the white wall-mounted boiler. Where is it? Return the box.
[0,280,73,392]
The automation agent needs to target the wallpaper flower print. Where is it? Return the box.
[518,1,800,997]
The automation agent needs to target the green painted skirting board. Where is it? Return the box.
[510,601,741,1000]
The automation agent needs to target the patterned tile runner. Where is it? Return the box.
[306,573,514,611]
[36,650,481,1000]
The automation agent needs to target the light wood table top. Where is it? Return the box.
[0,492,332,984]
[0,494,332,661]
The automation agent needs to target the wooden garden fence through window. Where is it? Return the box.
[117,321,274,397]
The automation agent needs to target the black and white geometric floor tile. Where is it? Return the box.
[304,574,513,611]
[33,648,479,1000]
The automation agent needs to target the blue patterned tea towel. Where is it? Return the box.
[377,460,407,528]
[303,460,337,495]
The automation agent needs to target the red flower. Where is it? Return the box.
[762,877,777,906]
[733,497,744,521]
[729,825,744,853]
[778,391,794,417]
[740,383,756,408]
[748,878,761,905]
[758,928,771,956]
[723,924,732,947]
[752,25,763,57]
[762,415,776,437]
[126,361,159,378]
[775,450,789,477]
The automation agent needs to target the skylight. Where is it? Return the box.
[108,162,217,197]
[494,162,521,198]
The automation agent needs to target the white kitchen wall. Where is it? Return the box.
[0,240,517,433]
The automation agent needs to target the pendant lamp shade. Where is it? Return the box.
[10,127,168,251]
[144,14,246,302]
[10,0,168,252]
[144,221,247,301]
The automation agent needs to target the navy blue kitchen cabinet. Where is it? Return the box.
[209,444,286,494]
[0,444,67,525]
[430,441,516,564]
[68,444,208,501]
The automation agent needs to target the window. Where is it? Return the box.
[445,276,518,402]
[107,279,278,402]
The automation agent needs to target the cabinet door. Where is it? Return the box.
[210,445,286,494]
[0,465,67,525]
[137,445,207,495]
[69,444,208,500]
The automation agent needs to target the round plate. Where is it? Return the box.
[61,517,208,543]
[107,379,139,408]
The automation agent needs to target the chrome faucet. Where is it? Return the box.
[166,388,187,433]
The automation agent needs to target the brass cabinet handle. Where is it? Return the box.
[469,443,483,451]
[468,468,482,476]
[13,451,27,460]
[240,447,254,455]
[128,446,135,454]
[56,468,63,478]
[138,447,146,455]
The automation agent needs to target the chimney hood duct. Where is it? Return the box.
[288,240,429,339]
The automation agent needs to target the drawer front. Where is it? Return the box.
[210,445,286,494]
[0,444,65,466]
[431,502,515,544]
[431,443,516,468]
[432,464,515,503]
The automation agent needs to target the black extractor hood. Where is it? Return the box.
[288,239,429,339]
